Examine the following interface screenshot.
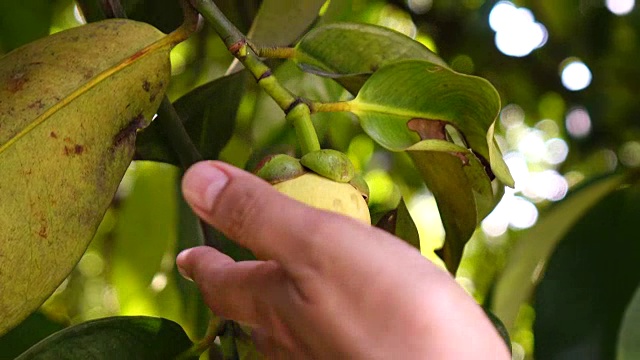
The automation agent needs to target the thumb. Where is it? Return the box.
[181,161,365,268]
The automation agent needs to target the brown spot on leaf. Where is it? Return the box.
[113,114,145,147]
[38,220,48,239]
[407,119,448,140]
[63,144,86,156]
[28,99,45,110]
[142,80,151,92]
[449,151,470,166]
[7,72,27,93]
[50,131,57,139]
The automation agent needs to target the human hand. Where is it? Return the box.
[177,161,511,359]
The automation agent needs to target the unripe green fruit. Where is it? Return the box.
[274,173,371,224]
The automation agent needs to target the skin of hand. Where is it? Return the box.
[177,161,511,359]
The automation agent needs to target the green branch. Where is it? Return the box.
[191,0,321,155]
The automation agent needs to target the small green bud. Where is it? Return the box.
[300,149,355,183]
[254,154,305,184]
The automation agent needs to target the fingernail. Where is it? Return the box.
[176,249,193,281]
[183,162,229,211]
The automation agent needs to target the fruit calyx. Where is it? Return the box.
[300,149,355,183]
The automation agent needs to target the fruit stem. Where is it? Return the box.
[193,0,321,155]
[288,103,321,154]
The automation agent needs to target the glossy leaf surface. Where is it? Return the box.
[350,60,511,183]
[0,312,65,359]
[16,316,195,359]
[348,59,511,272]
[0,19,172,334]
[294,23,447,93]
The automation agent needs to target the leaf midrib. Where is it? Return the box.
[0,30,173,156]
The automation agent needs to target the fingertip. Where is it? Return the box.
[182,161,230,212]
[176,247,195,281]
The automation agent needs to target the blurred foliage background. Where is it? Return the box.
[1,0,639,359]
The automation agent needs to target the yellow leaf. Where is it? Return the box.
[0,19,174,334]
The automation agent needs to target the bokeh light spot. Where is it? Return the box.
[509,196,539,229]
[500,104,525,128]
[490,1,547,57]
[606,0,635,15]
[526,170,569,201]
[619,141,640,167]
[150,273,168,292]
[407,0,433,14]
[565,107,592,138]
[544,138,569,165]
[560,60,592,91]
[518,129,546,162]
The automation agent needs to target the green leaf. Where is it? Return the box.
[0,0,51,52]
[491,174,628,331]
[349,59,513,187]
[0,312,66,359]
[136,71,248,164]
[618,284,640,360]
[408,140,498,273]
[375,199,421,250]
[534,184,640,359]
[15,316,195,359]
[348,59,511,274]
[0,19,172,335]
[247,0,326,46]
[294,23,447,94]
